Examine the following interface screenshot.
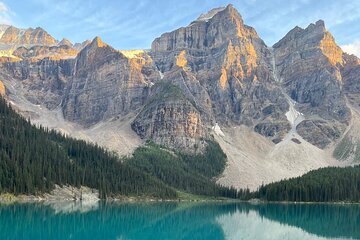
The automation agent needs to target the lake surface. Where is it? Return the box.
[0,201,359,240]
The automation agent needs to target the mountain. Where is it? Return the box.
[0,25,57,46]
[0,4,360,191]
[0,24,78,60]
[58,38,73,47]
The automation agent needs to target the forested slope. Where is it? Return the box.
[0,97,176,199]
[0,97,237,199]
[255,166,360,202]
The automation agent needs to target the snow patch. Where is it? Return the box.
[159,70,164,79]
[196,7,226,22]
[285,97,301,127]
[212,123,225,137]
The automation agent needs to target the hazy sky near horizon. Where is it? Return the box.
[0,0,359,56]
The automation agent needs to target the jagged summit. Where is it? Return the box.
[0,25,58,46]
[274,19,327,48]
[191,4,244,26]
[90,36,107,48]
[58,38,73,47]
[152,4,257,54]
[74,40,91,51]
[274,19,343,66]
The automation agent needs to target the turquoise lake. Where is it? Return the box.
[0,202,359,240]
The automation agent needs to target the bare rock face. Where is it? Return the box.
[0,80,5,96]
[296,120,342,149]
[273,20,350,148]
[62,37,159,126]
[150,4,290,143]
[132,82,205,151]
[341,53,360,109]
[1,58,73,109]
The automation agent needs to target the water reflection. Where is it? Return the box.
[45,200,100,214]
[218,204,358,240]
[254,203,360,239]
[0,202,358,240]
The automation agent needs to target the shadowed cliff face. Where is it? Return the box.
[0,5,360,153]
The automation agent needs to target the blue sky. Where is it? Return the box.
[0,0,359,56]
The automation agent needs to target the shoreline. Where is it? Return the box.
[1,193,359,205]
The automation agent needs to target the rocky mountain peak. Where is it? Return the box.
[307,19,326,32]
[0,26,20,43]
[90,36,107,48]
[0,25,57,47]
[193,4,240,23]
[74,36,123,76]
[58,38,73,47]
[196,6,227,22]
[274,20,343,66]
[73,40,91,51]
[76,36,114,63]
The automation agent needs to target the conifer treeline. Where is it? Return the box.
[0,97,175,198]
[125,141,239,198]
[255,166,360,202]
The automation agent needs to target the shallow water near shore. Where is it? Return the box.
[0,202,359,240]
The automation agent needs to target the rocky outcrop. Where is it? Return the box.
[1,58,73,109]
[0,80,5,96]
[296,120,342,149]
[273,20,350,148]
[132,82,205,151]
[341,53,360,109]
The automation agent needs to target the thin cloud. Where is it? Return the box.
[341,40,360,57]
[0,1,14,25]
